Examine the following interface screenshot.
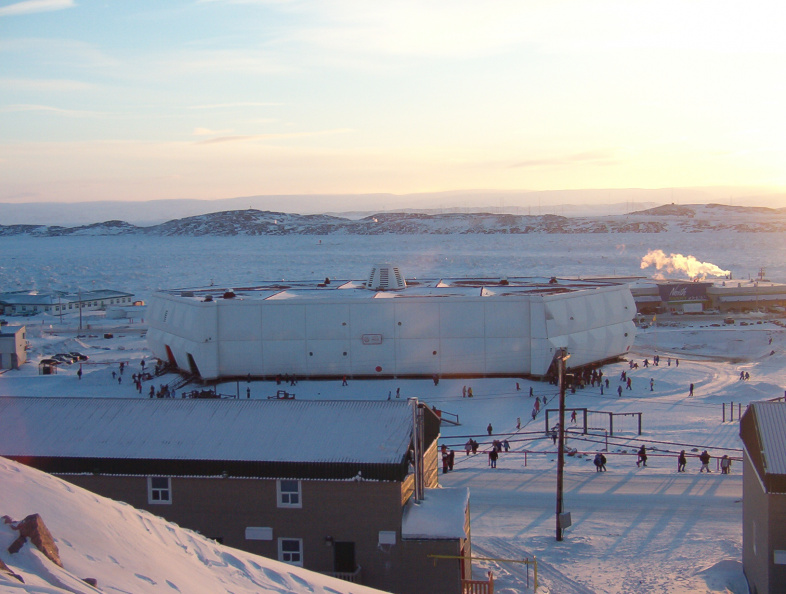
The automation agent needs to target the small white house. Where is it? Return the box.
[0,290,135,317]
[0,325,27,370]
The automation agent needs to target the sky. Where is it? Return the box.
[2,0,786,206]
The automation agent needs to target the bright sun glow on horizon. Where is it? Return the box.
[1,0,785,206]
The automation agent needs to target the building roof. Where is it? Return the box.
[159,276,629,304]
[0,397,420,480]
[0,290,133,306]
[402,487,469,540]
[740,401,786,493]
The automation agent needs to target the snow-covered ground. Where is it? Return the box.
[2,232,784,593]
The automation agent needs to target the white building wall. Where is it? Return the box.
[147,284,636,380]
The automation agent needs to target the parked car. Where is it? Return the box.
[69,351,88,361]
[52,354,75,364]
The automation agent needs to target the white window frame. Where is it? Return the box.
[147,476,172,505]
[277,538,303,566]
[277,479,302,508]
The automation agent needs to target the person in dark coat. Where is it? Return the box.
[677,450,687,472]
[594,453,603,472]
[637,445,647,467]
[699,450,711,472]
[487,423,493,435]
[448,449,455,471]
[489,448,498,468]
[441,445,449,474]
[471,439,479,454]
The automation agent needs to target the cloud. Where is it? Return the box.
[509,151,619,169]
[0,104,105,118]
[188,102,282,110]
[193,127,235,136]
[0,0,75,17]
[0,78,94,92]
[195,129,352,145]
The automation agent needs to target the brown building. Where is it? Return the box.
[740,401,786,594]
[0,397,471,594]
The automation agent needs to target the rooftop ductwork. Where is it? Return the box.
[365,264,407,291]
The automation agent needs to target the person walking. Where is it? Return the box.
[637,445,647,467]
[570,410,577,424]
[465,439,473,456]
[467,387,473,398]
[462,385,466,398]
[600,453,607,471]
[699,450,711,472]
[689,383,694,397]
[487,423,493,435]
[617,385,623,397]
[594,453,603,472]
[489,448,498,468]
[516,417,521,430]
[342,375,348,386]
[448,449,455,471]
[626,377,632,390]
[77,366,83,380]
[677,450,687,472]
[720,454,731,474]
[650,378,654,391]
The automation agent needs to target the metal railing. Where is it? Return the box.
[323,565,362,583]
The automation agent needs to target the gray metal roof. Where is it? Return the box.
[752,401,786,475]
[0,397,414,466]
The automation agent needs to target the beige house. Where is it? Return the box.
[0,325,26,370]
[740,401,786,594]
[0,397,471,594]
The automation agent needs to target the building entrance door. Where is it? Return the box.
[333,541,355,573]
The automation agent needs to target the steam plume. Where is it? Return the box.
[640,250,730,280]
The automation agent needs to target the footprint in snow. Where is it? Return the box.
[262,568,288,586]
[166,580,180,591]
[135,574,157,585]
[288,573,314,592]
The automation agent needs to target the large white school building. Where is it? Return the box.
[147,265,636,381]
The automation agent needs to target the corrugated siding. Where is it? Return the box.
[754,402,786,475]
[0,397,413,466]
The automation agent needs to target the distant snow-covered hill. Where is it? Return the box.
[2,203,786,237]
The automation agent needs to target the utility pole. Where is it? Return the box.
[556,348,570,541]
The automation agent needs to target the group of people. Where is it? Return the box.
[440,444,455,474]
[587,447,733,474]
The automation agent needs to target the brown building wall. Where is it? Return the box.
[743,456,786,594]
[62,474,461,593]
[743,456,770,594]
[766,488,786,594]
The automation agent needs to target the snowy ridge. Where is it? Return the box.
[3,203,786,236]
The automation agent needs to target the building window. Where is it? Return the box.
[278,538,303,566]
[277,479,301,508]
[148,477,172,504]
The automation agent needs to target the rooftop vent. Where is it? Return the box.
[365,264,407,291]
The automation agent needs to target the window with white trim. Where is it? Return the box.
[277,479,301,508]
[278,538,303,566]
[148,476,172,504]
